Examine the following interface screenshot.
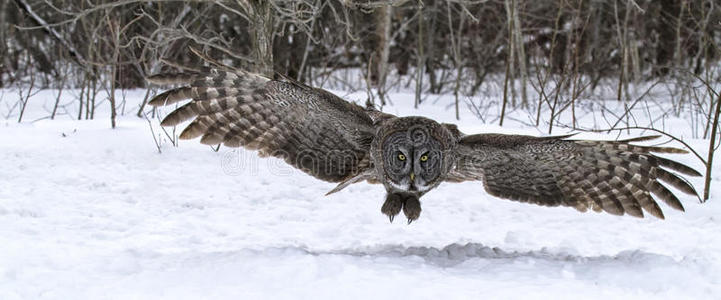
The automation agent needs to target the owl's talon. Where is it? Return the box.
[402,196,421,224]
[381,193,404,223]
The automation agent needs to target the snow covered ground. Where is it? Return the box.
[0,87,719,299]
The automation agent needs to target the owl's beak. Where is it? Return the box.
[410,172,415,181]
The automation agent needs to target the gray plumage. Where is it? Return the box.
[147,68,701,223]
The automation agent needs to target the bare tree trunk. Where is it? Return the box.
[243,0,274,76]
[614,0,626,102]
[673,1,686,74]
[501,0,517,126]
[500,49,510,127]
[50,67,66,119]
[78,77,85,120]
[90,74,97,119]
[570,1,586,129]
[504,0,516,107]
[425,0,439,94]
[414,5,424,109]
[85,74,91,119]
[447,2,465,120]
[512,0,527,108]
[83,22,96,120]
[629,31,641,83]
[0,0,7,87]
[107,15,120,128]
[370,4,392,103]
[705,90,720,201]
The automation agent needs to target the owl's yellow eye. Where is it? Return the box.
[420,154,429,162]
[398,153,406,161]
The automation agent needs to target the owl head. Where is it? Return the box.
[371,117,457,196]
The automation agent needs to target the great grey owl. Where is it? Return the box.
[147,67,701,224]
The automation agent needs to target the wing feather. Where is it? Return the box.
[449,134,700,219]
[148,68,379,183]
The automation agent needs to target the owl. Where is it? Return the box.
[147,67,701,224]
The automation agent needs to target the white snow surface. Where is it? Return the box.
[1,88,720,299]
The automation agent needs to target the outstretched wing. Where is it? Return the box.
[448,134,701,219]
[147,68,379,183]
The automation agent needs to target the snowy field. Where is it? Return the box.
[0,86,719,299]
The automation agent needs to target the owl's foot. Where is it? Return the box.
[403,196,421,224]
[382,192,422,224]
[381,193,404,223]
